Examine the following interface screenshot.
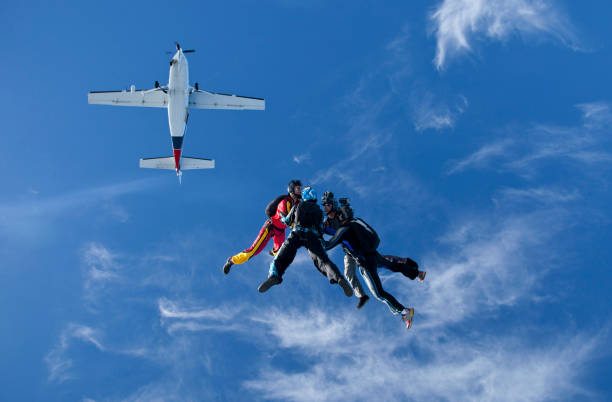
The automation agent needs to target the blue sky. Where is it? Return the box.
[2,1,612,400]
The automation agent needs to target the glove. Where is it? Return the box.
[281,215,290,225]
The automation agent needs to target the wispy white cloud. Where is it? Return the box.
[250,307,358,352]
[414,209,561,329]
[412,92,468,131]
[382,25,470,131]
[45,324,104,383]
[158,298,246,336]
[292,153,311,164]
[244,307,604,402]
[430,0,581,69]
[159,298,234,320]
[309,93,394,196]
[0,178,159,244]
[120,381,187,402]
[446,139,512,174]
[81,242,122,307]
[577,101,612,129]
[448,102,612,176]
[0,178,157,221]
[102,202,130,223]
[494,186,581,205]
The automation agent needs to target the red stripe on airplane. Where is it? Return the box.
[173,149,181,171]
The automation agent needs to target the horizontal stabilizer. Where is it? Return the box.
[181,157,215,170]
[139,157,215,170]
[139,157,175,170]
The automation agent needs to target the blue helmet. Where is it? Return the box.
[302,186,317,201]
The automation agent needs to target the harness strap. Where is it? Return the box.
[294,226,320,235]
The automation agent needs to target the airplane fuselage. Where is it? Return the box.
[168,50,190,172]
[88,44,265,181]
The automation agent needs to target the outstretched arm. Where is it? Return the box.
[323,226,336,236]
[281,204,297,226]
[324,226,349,250]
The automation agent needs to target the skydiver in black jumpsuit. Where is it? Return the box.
[257,186,353,298]
[320,191,425,310]
[324,201,424,329]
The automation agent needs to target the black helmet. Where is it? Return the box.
[337,198,354,221]
[321,191,338,210]
[288,179,302,195]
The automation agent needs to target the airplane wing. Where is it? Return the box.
[189,90,265,110]
[88,88,168,108]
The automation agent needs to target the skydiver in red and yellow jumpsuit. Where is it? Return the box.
[222,180,302,274]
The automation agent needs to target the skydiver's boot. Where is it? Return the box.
[356,295,370,309]
[222,258,234,275]
[417,271,426,282]
[259,262,283,293]
[401,308,414,329]
[258,275,282,293]
[338,278,353,297]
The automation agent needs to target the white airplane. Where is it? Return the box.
[88,43,265,182]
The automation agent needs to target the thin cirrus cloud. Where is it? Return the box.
[0,178,158,222]
[0,178,160,245]
[494,186,581,205]
[412,92,468,132]
[430,0,581,69]
[446,102,612,176]
[157,297,244,334]
[292,153,311,164]
[45,324,104,384]
[411,207,563,329]
[243,307,603,402]
[81,242,122,307]
[446,139,512,174]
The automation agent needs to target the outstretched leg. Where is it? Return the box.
[224,221,274,274]
[344,254,366,297]
[344,254,369,308]
[258,231,301,293]
[377,254,419,280]
[306,235,353,297]
[359,254,406,315]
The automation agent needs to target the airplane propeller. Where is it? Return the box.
[166,42,195,54]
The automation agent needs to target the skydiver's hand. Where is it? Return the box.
[281,215,290,225]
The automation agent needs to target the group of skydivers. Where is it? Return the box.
[222,180,426,329]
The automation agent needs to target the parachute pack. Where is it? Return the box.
[265,194,288,218]
[349,218,380,252]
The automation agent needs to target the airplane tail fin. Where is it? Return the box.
[139,157,215,170]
